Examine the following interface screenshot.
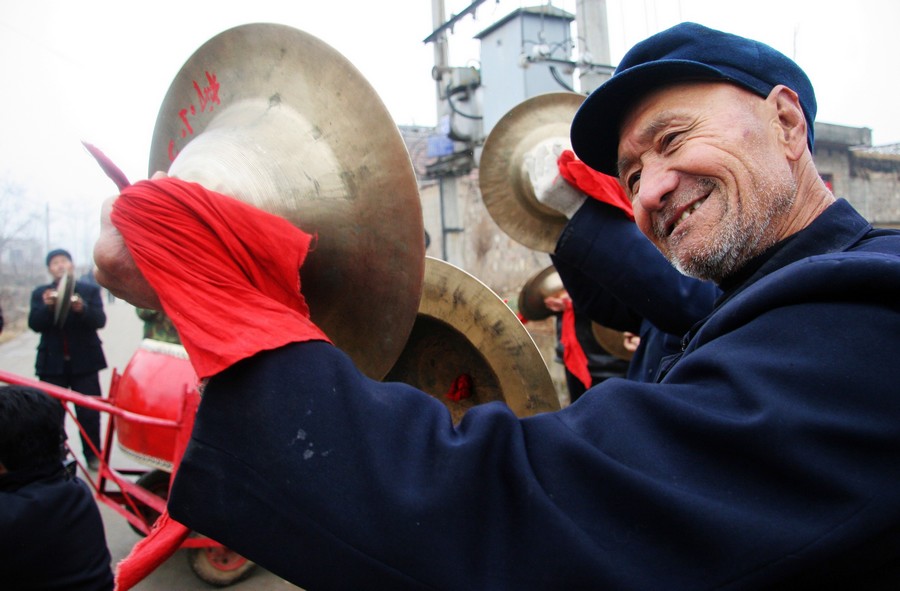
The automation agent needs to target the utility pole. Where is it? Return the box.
[576,0,613,94]
[428,0,475,266]
[431,0,450,111]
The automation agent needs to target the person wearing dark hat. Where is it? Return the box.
[93,23,900,590]
[526,141,721,384]
[0,385,114,590]
[29,248,107,471]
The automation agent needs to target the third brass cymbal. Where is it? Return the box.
[385,257,560,423]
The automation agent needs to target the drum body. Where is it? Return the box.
[115,340,198,469]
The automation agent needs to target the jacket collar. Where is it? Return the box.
[718,199,871,301]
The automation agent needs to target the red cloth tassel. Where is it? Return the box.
[114,510,190,590]
[557,149,634,220]
[561,300,591,390]
[111,178,331,380]
[445,374,473,402]
[82,141,131,191]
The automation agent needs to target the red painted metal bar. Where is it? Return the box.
[0,369,179,428]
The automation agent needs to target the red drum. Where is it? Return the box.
[115,340,199,469]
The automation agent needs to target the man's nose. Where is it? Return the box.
[635,159,678,213]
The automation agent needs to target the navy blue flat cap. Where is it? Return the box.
[571,22,817,176]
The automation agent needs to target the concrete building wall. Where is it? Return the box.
[813,122,900,227]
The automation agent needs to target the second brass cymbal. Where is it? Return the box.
[480,92,585,253]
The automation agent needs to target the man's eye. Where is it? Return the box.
[627,172,641,195]
[660,132,681,150]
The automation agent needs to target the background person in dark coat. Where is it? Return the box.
[28,248,107,470]
[0,385,114,590]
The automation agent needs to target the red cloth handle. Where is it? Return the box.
[560,299,592,390]
[557,149,633,220]
[111,178,330,380]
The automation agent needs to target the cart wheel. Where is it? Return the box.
[126,469,170,536]
[187,546,256,586]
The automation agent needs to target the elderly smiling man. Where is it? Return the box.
[95,22,900,591]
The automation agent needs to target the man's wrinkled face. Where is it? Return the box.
[616,82,797,283]
[47,255,73,281]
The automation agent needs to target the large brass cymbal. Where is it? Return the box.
[480,92,585,253]
[385,257,559,423]
[148,23,424,380]
[518,265,564,321]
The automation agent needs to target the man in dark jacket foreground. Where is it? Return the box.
[0,385,114,590]
[94,22,900,590]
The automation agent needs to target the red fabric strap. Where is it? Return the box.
[114,511,190,590]
[111,178,330,380]
[445,374,473,402]
[560,299,591,390]
[557,149,634,220]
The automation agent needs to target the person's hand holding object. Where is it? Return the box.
[524,142,588,219]
[92,172,169,310]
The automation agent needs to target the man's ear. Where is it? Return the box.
[768,84,807,160]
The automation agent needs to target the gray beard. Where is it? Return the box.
[664,177,797,284]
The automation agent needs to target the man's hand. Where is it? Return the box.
[42,289,57,307]
[543,291,571,313]
[93,196,162,310]
[524,142,587,219]
[70,294,84,314]
[623,331,641,353]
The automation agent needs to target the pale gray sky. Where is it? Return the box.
[2,0,897,262]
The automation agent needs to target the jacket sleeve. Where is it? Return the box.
[70,283,107,330]
[28,285,54,332]
[550,256,643,333]
[169,254,900,591]
[554,199,719,335]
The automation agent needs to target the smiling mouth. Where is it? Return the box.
[670,197,707,235]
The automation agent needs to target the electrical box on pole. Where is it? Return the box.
[475,5,575,138]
